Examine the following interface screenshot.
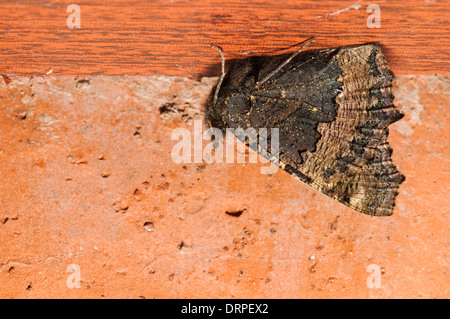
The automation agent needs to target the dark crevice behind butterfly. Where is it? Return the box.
[205,41,405,216]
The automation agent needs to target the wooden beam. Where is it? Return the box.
[1,0,448,77]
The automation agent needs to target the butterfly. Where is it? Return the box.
[205,39,405,216]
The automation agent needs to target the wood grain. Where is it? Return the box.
[0,0,448,77]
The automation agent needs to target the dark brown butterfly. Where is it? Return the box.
[205,40,404,216]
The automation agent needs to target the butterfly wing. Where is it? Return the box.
[206,43,405,216]
[250,44,404,216]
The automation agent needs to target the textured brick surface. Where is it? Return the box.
[0,74,448,298]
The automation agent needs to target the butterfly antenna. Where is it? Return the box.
[211,44,226,107]
[257,37,315,87]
